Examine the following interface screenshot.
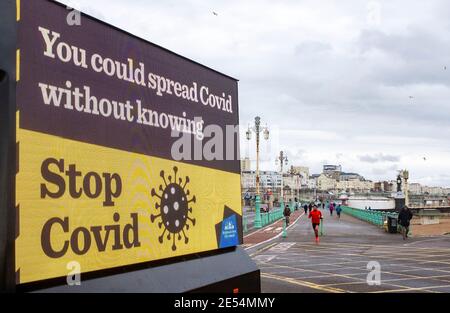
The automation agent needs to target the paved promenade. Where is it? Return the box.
[244,209,450,293]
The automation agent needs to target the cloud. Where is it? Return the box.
[371,164,399,176]
[359,153,400,163]
[66,0,450,187]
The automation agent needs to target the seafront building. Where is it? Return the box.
[241,160,450,206]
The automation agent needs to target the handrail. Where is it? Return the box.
[341,206,398,228]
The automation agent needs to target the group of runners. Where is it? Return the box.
[283,200,414,244]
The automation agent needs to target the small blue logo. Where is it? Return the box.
[219,214,238,248]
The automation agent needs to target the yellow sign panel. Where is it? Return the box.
[16,128,241,284]
[15,0,241,285]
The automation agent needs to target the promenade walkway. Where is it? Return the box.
[245,208,450,293]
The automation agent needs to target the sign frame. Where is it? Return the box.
[0,0,260,293]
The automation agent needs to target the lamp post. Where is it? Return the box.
[276,151,288,210]
[402,169,409,207]
[246,116,269,229]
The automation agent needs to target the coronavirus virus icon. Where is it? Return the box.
[150,166,196,251]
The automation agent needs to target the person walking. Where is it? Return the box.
[329,202,334,216]
[336,204,342,219]
[308,202,313,213]
[283,204,292,226]
[308,205,323,244]
[303,203,308,215]
[398,206,413,240]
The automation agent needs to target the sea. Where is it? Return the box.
[346,197,395,211]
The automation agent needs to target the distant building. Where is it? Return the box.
[422,186,444,195]
[340,172,363,181]
[323,164,342,173]
[323,165,342,181]
[241,171,282,191]
[291,166,310,177]
[290,166,310,187]
[317,174,337,191]
[409,183,422,195]
[336,179,373,192]
[373,181,394,192]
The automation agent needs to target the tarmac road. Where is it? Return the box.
[248,209,450,293]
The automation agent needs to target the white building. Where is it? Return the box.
[283,174,301,191]
[409,183,422,195]
[336,179,373,192]
[317,174,337,191]
[241,171,282,191]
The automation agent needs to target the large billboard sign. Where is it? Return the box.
[12,0,242,285]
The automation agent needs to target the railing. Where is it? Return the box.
[260,208,284,227]
[243,200,310,232]
[242,207,286,232]
[341,206,398,228]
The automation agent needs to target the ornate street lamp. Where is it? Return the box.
[276,151,288,210]
[246,116,269,228]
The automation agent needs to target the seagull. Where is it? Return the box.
[409,96,414,99]
[212,11,218,16]
[445,66,447,70]
[423,157,427,161]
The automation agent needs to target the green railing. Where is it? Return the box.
[341,206,398,228]
[243,200,310,232]
[259,208,284,227]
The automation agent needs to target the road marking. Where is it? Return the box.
[403,237,450,247]
[17,0,21,21]
[371,284,450,293]
[249,242,278,257]
[275,227,283,232]
[324,274,450,287]
[319,241,450,252]
[243,220,282,238]
[258,258,449,293]
[269,242,296,252]
[245,213,304,251]
[264,248,450,290]
[265,227,274,232]
[261,272,349,293]
[254,255,277,262]
[16,49,20,82]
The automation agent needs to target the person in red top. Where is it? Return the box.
[308,205,323,243]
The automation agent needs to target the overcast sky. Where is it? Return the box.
[65,0,450,187]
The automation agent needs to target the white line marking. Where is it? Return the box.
[269,242,296,252]
[245,213,305,251]
[254,255,277,262]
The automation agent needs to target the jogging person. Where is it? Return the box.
[308,205,323,244]
[398,206,413,240]
[336,204,342,219]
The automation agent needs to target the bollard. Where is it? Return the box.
[282,217,287,238]
[319,220,324,236]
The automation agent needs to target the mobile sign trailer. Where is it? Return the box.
[0,0,260,292]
